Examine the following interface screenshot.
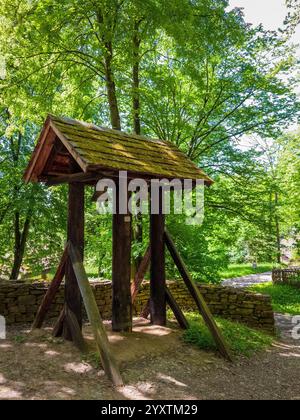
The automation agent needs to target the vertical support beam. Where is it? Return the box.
[63,182,84,340]
[150,187,166,326]
[112,183,132,332]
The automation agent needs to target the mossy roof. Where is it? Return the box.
[24,114,213,185]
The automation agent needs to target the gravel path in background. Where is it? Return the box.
[222,272,272,288]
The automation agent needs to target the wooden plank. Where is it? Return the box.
[50,120,88,173]
[32,129,57,181]
[131,245,151,303]
[63,183,84,341]
[165,286,189,330]
[52,307,66,338]
[68,242,123,387]
[64,306,87,352]
[150,188,166,326]
[31,245,68,330]
[24,118,51,183]
[164,229,232,361]
[45,172,97,186]
[112,183,132,332]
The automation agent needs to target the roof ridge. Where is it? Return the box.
[48,114,171,146]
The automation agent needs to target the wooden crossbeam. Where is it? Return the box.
[164,229,232,362]
[52,307,65,338]
[131,245,151,303]
[31,245,69,330]
[68,242,123,387]
[165,286,189,330]
[64,306,87,352]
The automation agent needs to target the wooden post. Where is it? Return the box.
[150,187,166,326]
[63,183,85,340]
[112,182,132,332]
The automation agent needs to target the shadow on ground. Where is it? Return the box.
[0,317,299,400]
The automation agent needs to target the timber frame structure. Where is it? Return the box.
[25,115,231,386]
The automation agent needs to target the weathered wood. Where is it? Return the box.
[165,286,189,330]
[150,188,166,326]
[63,183,84,341]
[68,242,123,387]
[131,245,151,303]
[64,306,87,352]
[112,183,132,332]
[24,120,52,183]
[164,229,232,361]
[45,172,98,186]
[31,245,68,330]
[52,307,66,338]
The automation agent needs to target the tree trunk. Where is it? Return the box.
[132,20,141,135]
[104,42,121,131]
[274,191,281,264]
[10,211,31,280]
[132,19,143,271]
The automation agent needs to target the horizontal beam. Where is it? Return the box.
[44,172,97,186]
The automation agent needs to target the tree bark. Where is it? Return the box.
[132,19,143,271]
[10,211,31,280]
[274,191,281,264]
[104,43,121,131]
[132,20,141,135]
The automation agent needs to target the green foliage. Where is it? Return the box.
[182,313,273,357]
[0,1,299,279]
[219,263,275,280]
[248,283,300,316]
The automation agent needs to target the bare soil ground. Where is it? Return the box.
[0,317,299,400]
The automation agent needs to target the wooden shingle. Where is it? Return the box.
[24,114,213,185]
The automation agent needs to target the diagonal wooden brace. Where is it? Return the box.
[31,244,69,330]
[164,229,232,362]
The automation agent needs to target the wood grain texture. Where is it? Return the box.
[63,183,84,341]
[31,245,68,330]
[68,242,123,387]
[164,229,232,361]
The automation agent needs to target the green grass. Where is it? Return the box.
[182,313,273,357]
[248,282,300,316]
[27,265,104,282]
[219,263,275,280]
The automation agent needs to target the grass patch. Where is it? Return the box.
[219,263,275,280]
[248,282,300,316]
[182,313,273,357]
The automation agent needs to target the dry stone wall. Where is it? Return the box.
[0,280,275,333]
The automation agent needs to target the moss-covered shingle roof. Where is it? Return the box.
[24,115,213,185]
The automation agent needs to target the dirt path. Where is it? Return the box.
[222,272,272,288]
[0,317,299,400]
